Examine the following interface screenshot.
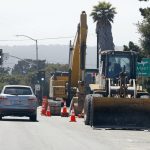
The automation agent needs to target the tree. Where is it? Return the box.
[137,0,150,56]
[12,59,46,75]
[45,63,69,73]
[0,67,10,75]
[123,41,145,61]
[123,41,141,52]
[90,1,117,51]
[137,0,150,92]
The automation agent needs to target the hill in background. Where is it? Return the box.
[1,45,123,69]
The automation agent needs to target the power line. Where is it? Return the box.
[0,36,74,42]
[0,39,29,42]
[8,54,37,66]
[38,36,74,40]
[0,33,95,42]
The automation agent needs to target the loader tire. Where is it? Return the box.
[84,95,92,125]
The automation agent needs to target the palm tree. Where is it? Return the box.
[90,1,116,68]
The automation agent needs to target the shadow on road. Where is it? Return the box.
[0,118,39,122]
[93,126,149,132]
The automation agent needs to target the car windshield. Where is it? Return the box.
[4,87,32,95]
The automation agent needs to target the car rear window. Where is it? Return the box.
[4,87,32,95]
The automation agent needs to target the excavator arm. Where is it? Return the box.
[68,11,88,114]
[69,11,88,87]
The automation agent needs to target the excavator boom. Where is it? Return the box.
[69,11,87,87]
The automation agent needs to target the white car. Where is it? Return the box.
[0,85,38,121]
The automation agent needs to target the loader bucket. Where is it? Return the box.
[91,97,150,129]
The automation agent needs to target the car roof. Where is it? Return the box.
[3,85,31,88]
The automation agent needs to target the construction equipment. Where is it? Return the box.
[48,99,61,116]
[49,71,69,101]
[84,50,150,129]
[68,11,150,129]
[49,71,69,115]
[48,11,91,117]
[68,11,88,115]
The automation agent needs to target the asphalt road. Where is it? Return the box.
[0,107,150,150]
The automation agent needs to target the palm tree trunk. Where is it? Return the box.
[96,21,115,51]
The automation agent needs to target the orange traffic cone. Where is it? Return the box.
[46,104,51,117]
[61,101,69,117]
[69,106,76,122]
[41,96,48,116]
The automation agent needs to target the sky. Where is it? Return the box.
[0,0,149,47]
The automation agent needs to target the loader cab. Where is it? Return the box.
[101,51,137,81]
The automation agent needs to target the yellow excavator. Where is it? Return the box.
[48,11,87,109]
[68,11,88,114]
[70,11,150,129]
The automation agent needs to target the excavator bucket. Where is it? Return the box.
[91,97,150,129]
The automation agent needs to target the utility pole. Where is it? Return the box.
[16,35,39,71]
[16,35,40,100]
